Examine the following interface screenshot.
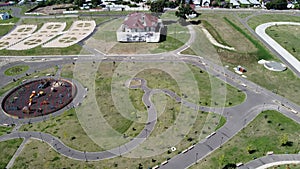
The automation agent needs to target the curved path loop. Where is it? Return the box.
[255,22,300,75]
[1,70,299,165]
[0,75,230,161]
[239,154,300,169]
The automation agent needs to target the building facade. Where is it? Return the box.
[116,12,164,43]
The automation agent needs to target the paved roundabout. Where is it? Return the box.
[1,78,76,118]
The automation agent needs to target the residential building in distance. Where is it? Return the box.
[116,12,164,43]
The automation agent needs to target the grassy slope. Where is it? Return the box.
[266,25,300,61]
[189,13,300,105]
[247,14,300,30]
[12,110,223,169]
[0,139,23,169]
[19,109,103,152]
[0,126,12,136]
[191,110,300,169]
[0,25,14,36]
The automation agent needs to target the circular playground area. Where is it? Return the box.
[1,78,77,118]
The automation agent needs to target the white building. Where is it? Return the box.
[116,12,164,43]
[0,12,9,20]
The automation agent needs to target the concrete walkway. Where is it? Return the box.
[239,154,300,169]
[255,22,300,75]
[6,138,28,169]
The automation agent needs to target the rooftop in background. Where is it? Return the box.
[123,12,158,29]
[117,12,164,43]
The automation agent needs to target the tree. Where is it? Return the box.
[246,144,256,154]
[266,0,287,10]
[164,1,179,8]
[175,4,195,19]
[74,0,84,7]
[279,133,289,146]
[150,0,165,13]
[91,0,100,8]
[218,154,225,169]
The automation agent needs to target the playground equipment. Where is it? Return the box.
[2,78,76,118]
[29,91,36,99]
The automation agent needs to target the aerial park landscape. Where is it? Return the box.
[0,0,299,168]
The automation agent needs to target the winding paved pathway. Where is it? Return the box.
[0,10,300,168]
[239,154,300,169]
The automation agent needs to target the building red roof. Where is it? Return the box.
[123,12,158,29]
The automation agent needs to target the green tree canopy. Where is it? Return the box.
[175,4,195,19]
[266,0,287,10]
[150,0,165,13]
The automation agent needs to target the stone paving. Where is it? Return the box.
[43,20,96,48]
[7,22,66,50]
[0,25,37,50]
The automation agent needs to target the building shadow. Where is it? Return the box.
[160,26,168,42]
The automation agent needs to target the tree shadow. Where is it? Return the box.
[163,20,178,25]
[282,141,293,147]
[223,163,236,169]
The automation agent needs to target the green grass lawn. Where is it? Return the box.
[0,45,83,56]
[271,164,300,169]
[0,67,57,96]
[191,110,300,169]
[12,110,225,169]
[200,13,257,53]
[60,64,74,79]
[4,65,30,76]
[0,139,23,169]
[201,20,231,47]
[94,61,244,141]
[95,62,145,137]
[78,10,146,15]
[19,109,103,152]
[247,14,300,30]
[0,25,14,36]
[188,13,300,105]
[0,16,19,24]
[266,25,300,61]
[0,126,12,136]
[160,11,178,20]
[181,47,197,55]
[88,17,189,54]
[236,12,254,19]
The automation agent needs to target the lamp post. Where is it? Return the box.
[220,136,223,148]
[84,151,87,162]
[40,132,44,143]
